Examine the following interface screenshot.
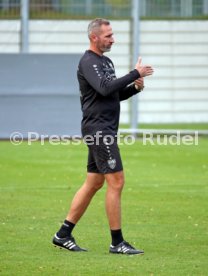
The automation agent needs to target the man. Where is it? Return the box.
[52,18,153,254]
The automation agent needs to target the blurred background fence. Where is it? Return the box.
[0,0,208,138]
[0,0,208,19]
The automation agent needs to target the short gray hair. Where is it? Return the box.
[87,18,110,39]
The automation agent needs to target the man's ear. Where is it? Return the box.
[91,33,98,42]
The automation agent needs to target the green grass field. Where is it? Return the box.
[0,138,208,275]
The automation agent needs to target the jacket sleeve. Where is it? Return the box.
[119,84,141,101]
[80,58,140,97]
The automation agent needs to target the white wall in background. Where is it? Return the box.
[1,20,208,123]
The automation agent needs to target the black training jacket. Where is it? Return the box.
[77,50,140,136]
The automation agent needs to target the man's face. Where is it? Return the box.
[95,24,114,53]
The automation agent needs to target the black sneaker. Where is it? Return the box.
[52,234,87,252]
[109,241,144,255]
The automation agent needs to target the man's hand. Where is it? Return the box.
[134,77,144,91]
[135,56,154,77]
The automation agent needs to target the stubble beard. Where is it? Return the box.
[100,43,113,53]
[101,47,111,52]
[97,40,112,53]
